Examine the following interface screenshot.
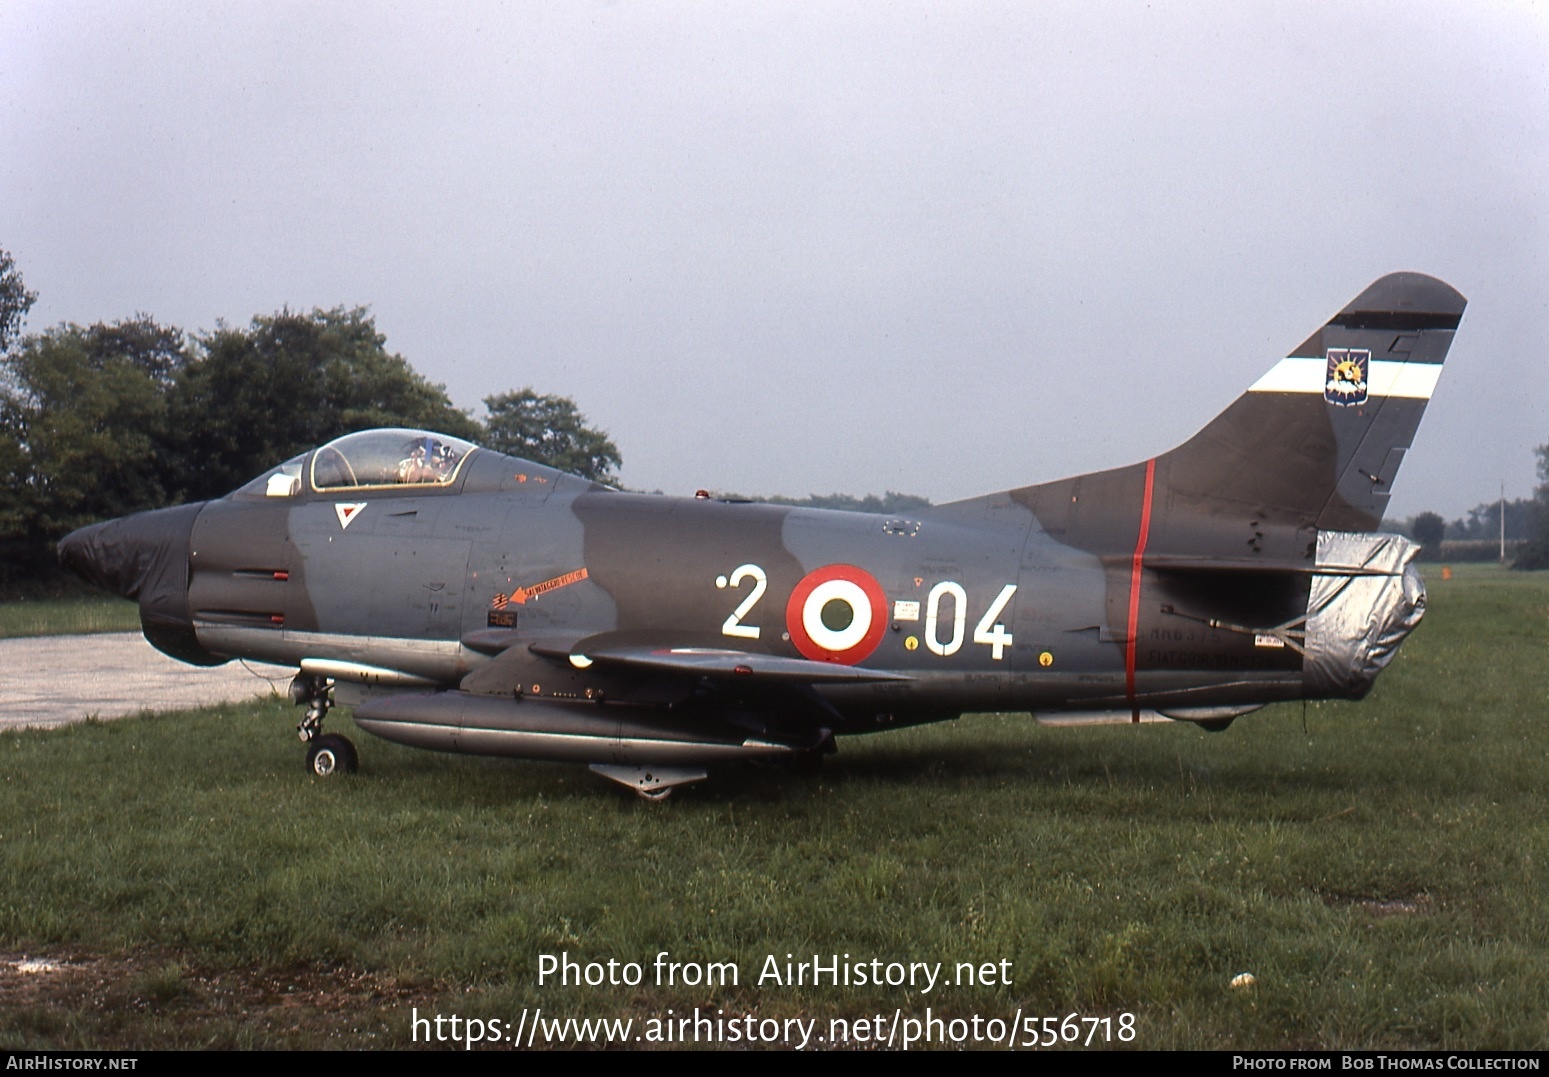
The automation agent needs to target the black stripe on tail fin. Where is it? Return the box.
[988,273,1465,568]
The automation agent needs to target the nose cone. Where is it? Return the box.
[59,503,205,601]
[59,501,223,666]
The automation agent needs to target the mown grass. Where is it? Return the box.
[1,567,1546,1049]
[0,595,139,638]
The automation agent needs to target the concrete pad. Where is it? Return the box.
[0,632,294,731]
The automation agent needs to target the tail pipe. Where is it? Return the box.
[1303,531,1426,699]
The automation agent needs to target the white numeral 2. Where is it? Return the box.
[718,564,766,639]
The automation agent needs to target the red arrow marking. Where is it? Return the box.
[510,567,589,605]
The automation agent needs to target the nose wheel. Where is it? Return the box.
[290,673,356,776]
[306,733,358,776]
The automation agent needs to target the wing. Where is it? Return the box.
[529,637,911,685]
[350,632,904,772]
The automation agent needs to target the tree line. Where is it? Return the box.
[0,250,618,592]
[1399,497,1539,564]
[8,244,1548,590]
[1397,456,1549,568]
[1512,446,1549,569]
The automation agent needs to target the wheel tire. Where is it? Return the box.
[306,733,358,777]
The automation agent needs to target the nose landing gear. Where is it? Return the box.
[289,673,357,776]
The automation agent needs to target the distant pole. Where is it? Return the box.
[1500,481,1506,565]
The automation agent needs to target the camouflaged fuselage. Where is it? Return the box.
[58,273,1465,790]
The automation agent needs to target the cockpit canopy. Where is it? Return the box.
[236,429,480,499]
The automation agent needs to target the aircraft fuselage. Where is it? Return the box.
[57,272,1463,794]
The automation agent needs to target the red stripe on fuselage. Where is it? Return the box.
[1126,459,1157,722]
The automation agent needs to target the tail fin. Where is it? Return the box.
[1166,272,1465,532]
[992,273,1465,567]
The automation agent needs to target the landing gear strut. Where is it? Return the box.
[289,673,357,775]
[290,673,332,741]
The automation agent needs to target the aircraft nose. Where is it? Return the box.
[58,503,205,602]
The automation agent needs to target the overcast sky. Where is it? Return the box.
[4,1,1545,520]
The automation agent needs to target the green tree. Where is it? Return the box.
[1448,498,1537,542]
[482,389,621,483]
[0,248,37,356]
[167,307,480,501]
[0,318,186,583]
[1513,443,1549,570]
[1409,511,1446,558]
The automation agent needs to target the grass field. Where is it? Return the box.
[0,595,139,638]
[1,566,1545,1050]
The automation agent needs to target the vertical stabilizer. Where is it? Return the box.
[990,273,1465,566]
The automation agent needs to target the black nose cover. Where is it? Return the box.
[58,502,225,666]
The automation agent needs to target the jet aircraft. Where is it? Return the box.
[59,273,1465,798]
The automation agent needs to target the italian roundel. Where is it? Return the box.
[785,564,888,665]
